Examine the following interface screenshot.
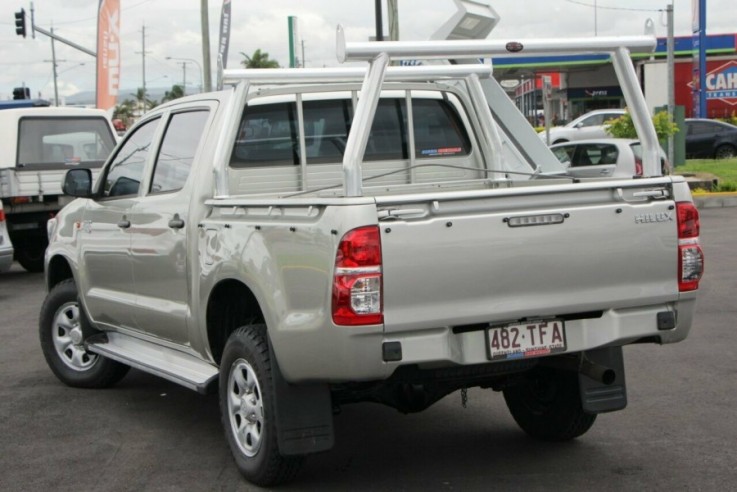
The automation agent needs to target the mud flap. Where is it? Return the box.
[269,343,335,456]
[579,346,627,414]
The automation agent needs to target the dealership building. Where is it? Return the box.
[493,33,737,124]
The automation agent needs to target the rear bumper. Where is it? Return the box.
[274,299,695,384]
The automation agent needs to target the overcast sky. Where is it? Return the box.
[1,0,735,102]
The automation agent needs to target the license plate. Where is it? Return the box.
[486,320,566,361]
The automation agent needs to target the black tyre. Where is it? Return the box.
[219,325,303,486]
[16,244,46,273]
[714,144,737,159]
[39,279,129,388]
[503,367,596,442]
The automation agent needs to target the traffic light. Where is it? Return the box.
[15,8,26,38]
[13,87,31,100]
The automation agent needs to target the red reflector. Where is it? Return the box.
[676,202,699,238]
[332,226,383,326]
[336,226,382,268]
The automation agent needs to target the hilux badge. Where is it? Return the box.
[634,212,674,224]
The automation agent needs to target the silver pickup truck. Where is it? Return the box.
[40,33,703,486]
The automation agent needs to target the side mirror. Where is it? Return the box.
[574,122,585,129]
[62,169,93,197]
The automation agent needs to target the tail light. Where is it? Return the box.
[332,226,383,326]
[0,208,5,222]
[634,156,643,177]
[676,202,704,292]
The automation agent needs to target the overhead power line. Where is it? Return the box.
[565,0,663,13]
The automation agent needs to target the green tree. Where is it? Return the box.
[240,49,280,68]
[132,87,158,112]
[162,84,185,103]
[113,99,136,126]
[606,110,679,141]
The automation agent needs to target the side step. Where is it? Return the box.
[87,332,219,394]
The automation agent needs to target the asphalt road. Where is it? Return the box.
[1,208,735,491]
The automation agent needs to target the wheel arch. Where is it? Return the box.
[206,278,265,365]
[46,254,75,291]
[714,142,737,158]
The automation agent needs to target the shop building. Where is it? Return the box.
[494,33,737,123]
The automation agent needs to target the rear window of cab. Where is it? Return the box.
[230,97,471,167]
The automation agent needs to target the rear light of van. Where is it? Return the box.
[0,208,5,222]
[332,226,383,326]
[676,202,704,292]
[634,156,643,177]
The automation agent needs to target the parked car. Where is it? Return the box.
[550,138,670,178]
[0,202,13,273]
[685,118,737,159]
[540,108,625,145]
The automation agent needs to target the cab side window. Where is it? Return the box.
[103,117,160,198]
[150,110,209,193]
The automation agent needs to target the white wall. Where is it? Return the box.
[643,62,668,112]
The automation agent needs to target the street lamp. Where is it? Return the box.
[166,56,203,93]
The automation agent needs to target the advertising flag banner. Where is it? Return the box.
[96,0,120,110]
[218,0,232,69]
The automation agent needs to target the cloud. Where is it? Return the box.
[2,0,736,101]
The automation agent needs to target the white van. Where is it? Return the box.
[0,107,117,271]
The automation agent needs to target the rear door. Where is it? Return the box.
[128,107,212,343]
[377,181,678,333]
[686,121,718,158]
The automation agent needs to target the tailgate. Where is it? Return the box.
[378,180,679,333]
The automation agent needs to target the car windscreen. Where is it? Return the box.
[16,116,117,170]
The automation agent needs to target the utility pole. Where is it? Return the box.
[666,2,675,167]
[141,24,147,99]
[50,27,60,106]
[200,0,212,92]
[388,0,399,41]
[374,0,384,41]
[136,23,151,112]
[176,61,188,95]
[594,0,598,36]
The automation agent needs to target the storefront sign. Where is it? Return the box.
[688,61,737,105]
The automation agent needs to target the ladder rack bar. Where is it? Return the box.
[337,25,655,62]
[221,64,491,85]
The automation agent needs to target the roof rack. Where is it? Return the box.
[336,25,661,180]
[337,31,656,62]
[221,64,491,86]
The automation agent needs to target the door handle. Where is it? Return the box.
[117,218,131,229]
[168,214,185,229]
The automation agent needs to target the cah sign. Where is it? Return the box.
[689,61,737,106]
